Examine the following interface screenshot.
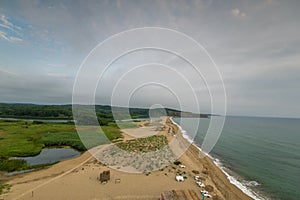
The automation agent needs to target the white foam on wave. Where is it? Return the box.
[169,117,268,200]
[213,158,267,200]
[169,117,194,144]
[243,180,261,187]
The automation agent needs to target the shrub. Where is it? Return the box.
[32,121,44,124]
[173,160,181,165]
[0,183,11,195]
[0,159,28,172]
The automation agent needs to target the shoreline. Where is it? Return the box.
[169,117,264,200]
[1,117,254,200]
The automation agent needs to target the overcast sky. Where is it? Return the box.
[0,0,299,118]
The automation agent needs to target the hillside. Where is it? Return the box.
[0,103,209,122]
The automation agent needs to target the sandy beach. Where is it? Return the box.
[1,117,252,200]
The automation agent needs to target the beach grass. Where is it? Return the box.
[116,135,168,153]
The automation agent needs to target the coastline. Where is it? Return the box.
[170,117,264,200]
[1,117,254,200]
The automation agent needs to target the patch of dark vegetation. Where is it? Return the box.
[0,159,58,173]
[39,132,86,151]
[0,159,28,172]
[0,103,208,120]
[173,160,181,165]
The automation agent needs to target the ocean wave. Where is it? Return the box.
[170,117,268,200]
[243,180,261,187]
[169,117,194,144]
[213,158,267,200]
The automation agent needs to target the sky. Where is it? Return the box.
[0,0,299,118]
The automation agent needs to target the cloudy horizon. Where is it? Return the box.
[0,0,299,118]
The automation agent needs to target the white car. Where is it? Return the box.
[179,164,186,168]
[196,181,205,188]
[175,175,184,182]
[201,190,212,198]
[194,176,200,181]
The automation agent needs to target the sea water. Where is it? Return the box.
[172,116,300,200]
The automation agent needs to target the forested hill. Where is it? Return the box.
[0,103,208,122]
[0,103,73,119]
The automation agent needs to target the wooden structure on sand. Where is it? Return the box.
[161,190,202,200]
[99,170,110,183]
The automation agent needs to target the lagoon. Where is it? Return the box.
[19,147,80,166]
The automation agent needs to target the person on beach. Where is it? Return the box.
[202,192,205,200]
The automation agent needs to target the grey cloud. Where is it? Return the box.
[0,71,73,103]
[0,0,299,117]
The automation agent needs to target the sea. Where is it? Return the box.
[172,116,300,200]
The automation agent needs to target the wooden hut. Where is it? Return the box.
[99,170,110,183]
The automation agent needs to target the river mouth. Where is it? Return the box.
[17,147,81,166]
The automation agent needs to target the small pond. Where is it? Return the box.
[20,147,81,165]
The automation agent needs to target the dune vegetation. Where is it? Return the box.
[116,135,168,153]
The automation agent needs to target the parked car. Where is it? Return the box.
[175,175,184,182]
[197,181,205,187]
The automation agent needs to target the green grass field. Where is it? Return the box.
[0,120,123,172]
[0,120,77,157]
[113,121,139,129]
